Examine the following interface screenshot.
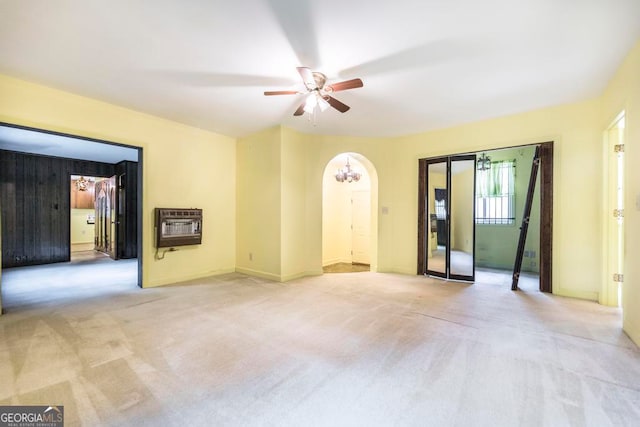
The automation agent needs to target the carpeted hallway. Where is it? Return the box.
[0,261,639,426]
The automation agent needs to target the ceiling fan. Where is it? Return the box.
[264,67,363,116]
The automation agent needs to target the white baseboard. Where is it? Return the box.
[144,267,236,288]
[71,243,94,252]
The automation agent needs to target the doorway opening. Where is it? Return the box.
[0,123,142,313]
[322,153,378,274]
[418,142,553,292]
[70,175,109,262]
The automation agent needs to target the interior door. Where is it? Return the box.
[94,176,118,259]
[425,158,448,278]
[117,173,126,259]
[94,180,107,253]
[449,156,476,281]
[424,155,475,281]
[108,175,117,259]
[351,190,370,264]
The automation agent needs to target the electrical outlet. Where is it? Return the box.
[249,252,253,261]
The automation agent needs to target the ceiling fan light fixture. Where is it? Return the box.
[303,93,317,114]
[265,67,363,118]
[317,94,330,112]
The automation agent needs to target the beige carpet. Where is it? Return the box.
[0,261,639,426]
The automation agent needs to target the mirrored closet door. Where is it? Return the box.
[421,155,476,282]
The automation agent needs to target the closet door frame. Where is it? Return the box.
[418,142,553,293]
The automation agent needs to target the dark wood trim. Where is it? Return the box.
[136,147,143,288]
[417,159,427,275]
[539,142,553,293]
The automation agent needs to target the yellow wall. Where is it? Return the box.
[70,208,95,244]
[601,40,640,346]
[393,99,602,300]
[281,127,316,280]
[0,74,236,287]
[245,99,598,297]
[238,130,385,280]
[235,126,282,280]
[238,108,601,298]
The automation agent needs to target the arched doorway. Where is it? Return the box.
[322,153,378,273]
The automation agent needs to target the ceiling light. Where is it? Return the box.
[477,153,491,171]
[76,176,89,191]
[303,93,318,114]
[335,157,361,183]
[317,95,330,112]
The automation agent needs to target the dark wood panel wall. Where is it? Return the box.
[116,160,138,259]
[0,150,115,268]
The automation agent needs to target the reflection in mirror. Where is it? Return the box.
[449,158,475,277]
[427,161,447,275]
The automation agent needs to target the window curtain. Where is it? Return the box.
[477,160,514,197]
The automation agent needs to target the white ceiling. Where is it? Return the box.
[0,126,138,163]
[1,0,639,139]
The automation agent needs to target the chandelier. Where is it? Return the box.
[76,176,89,191]
[335,157,361,183]
[477,153,491,171]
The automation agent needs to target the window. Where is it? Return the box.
[476,160,515,224]
[434,188,446,219]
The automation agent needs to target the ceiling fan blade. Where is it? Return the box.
[293,102,306,116]
[297,67,317,90]
[327,78,363,92]
[264,90,299,96]
[325,96,350,113]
